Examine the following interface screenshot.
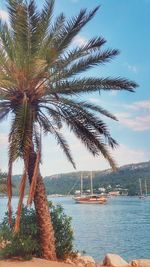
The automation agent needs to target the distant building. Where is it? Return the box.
[120,189,128,196]
[75,190,81,194]
[86,189,91,193]
[98,187,106,192]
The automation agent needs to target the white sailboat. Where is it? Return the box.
[139,178,144,199]
[144,179,150,199]
[74,171,107,204]
[139,178,150,199]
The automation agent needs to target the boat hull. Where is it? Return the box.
[74,196,107,204]
[75,200,106,204]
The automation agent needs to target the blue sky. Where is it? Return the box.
[0,0,150,176]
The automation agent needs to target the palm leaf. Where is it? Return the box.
[49,77,137,95]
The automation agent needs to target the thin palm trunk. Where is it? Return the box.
[28,149,56,260]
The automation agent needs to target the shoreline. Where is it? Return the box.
[0,254,150,267]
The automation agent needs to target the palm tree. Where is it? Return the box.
[0,0,138,260]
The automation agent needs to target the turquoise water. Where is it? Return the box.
[0,196,150,261]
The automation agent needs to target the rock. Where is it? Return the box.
[65,258,76,265]
[80,256,95,264]
[130,259,150,267]
[66,255,96,267]
[103,253,130,267]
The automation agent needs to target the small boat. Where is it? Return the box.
[139,178,145,199]
[74,194,107,204]
[143,179,150,199]
[74,171,107,204]
[139,178,150,199]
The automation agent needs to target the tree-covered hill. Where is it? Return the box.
[11,161,150,196]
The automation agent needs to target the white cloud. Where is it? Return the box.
[108,91,118,96]
[128,100,150,111]
[0,10,8,21]
[88,97,100,104]
[115,100,150,132]
[73,35,87,47]
[115,112,131,119]
[116,112,150,132]
[127,64,138,73]
[113,144,150,166]
[1,124,149,176]
[40,126,150,175]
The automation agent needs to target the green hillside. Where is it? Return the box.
[12,161,150,196]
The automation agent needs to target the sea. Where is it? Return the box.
[0,196,150,262]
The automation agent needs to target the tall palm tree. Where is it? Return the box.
[0,0,138,260]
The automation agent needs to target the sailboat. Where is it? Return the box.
[144,179,150,199]
[139,178,145,199]
[139,178,150,199]
[74,171,107,204]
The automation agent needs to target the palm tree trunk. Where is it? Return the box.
[28,149,56,260]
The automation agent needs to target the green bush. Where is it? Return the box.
[0,202,74,260]
[0,207,41,260]
[49,202,74,259]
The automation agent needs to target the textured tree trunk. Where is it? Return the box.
[28,149,56,260]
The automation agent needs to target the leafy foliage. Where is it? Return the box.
[0,171,7,194]
[0,202,74,259]
[49,202,74,259]
[0,207,41,260]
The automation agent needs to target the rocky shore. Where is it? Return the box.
[0,254,150,267]
[65,253,150,267]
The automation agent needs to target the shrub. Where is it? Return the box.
[0,207,41,260]
[49,201,74,259]
[0,202,74,260]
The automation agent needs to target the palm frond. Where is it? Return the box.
[52,130,76,169]
[78,102,118,121]
[44,97,118,141]
[37,110,75,168]
[0,105,10,122]
[53,49,119,80]
[55,6,100,53]
[49,77,137,95]
[0,21,15,61]
[9,95,32,161]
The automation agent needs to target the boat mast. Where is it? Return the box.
[139,178,143,196]
[90,171,93,195]
[80,172,83,196]
[145,179,148,195]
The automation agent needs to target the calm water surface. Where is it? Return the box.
[0,196,150,261]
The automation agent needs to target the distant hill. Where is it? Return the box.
[12,161,150,196]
